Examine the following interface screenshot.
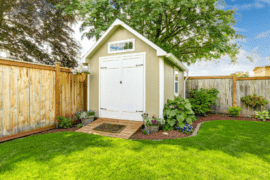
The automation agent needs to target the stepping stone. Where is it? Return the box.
[163,132,168,135]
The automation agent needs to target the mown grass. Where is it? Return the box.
[1,120,270,180]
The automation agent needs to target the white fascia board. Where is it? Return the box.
[83,18,167,59]
[166,53,189,72]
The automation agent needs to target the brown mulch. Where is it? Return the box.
[130,114,270,140]
[30,114,270,140]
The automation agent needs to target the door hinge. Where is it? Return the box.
[100,108,107,110]
[136,110,143,112]
[101,67,107,69]
[136,64,143,66]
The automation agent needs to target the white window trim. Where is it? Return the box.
[108,39,135,54]
[174,67,179,97]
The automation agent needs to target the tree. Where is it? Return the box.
[231,71,249,78]
[0,0,81,68]
[57,0,244,65]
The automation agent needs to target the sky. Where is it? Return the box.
[72,0,270,77]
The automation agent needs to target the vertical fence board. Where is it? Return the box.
[29,68,35,130]
[45,70,50,126]
[0,59,87,140]
[186,77,270,115]
[3,66,10,136]
[51,71,55,125]
[0,65,3,137]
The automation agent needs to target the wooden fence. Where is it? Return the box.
[0,58,87,141]
[185,75,270,115]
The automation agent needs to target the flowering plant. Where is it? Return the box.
[175,123,193,134]
[142,113,165,127]
[75,110,95,120]
[254,110,270,121]
[71,64,90,75]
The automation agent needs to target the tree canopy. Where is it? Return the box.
[57,0,244,65]
[0,0,80,68]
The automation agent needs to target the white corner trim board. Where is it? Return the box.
[159,58,164,118]
[87,64,90,111]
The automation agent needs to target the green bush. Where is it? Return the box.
[268,109,270,116]
[241,94,268,108]
[188,88,220,116]
[228,106,242,117]
[163,96,196,131]
[77,123,83,128]
[56,116,72,129]
[254,110,270,122]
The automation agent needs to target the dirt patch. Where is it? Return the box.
[130,114,270,140]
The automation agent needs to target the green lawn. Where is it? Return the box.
[1,120,270,180]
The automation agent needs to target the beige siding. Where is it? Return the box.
[86,27,160,117]
[163,58,184,104]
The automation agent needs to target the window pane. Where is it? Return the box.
[119,43,124,50]
[129,42,133,49]
[123,42,129,49]
[110,44,116,51]
[175,82,178,93]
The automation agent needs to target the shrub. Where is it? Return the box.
[241,94,268,108]
[77,123,83,128]
[228,106,242,117]
[268,109,270,116]
[188,88,220,116]
[163,96,196,131]
[254,110,270,122]
[142,129,150,135]
[56,116,72,129]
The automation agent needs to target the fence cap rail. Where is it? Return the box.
[184,75,270,80]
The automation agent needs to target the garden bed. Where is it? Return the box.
[130,114,270,140]
[29,114,270,140]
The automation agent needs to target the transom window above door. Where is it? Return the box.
[108,39,135,54]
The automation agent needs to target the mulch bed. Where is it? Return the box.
[29,114,270,140]
[130,114,270,140]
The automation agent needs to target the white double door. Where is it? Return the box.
[99,53,145,121]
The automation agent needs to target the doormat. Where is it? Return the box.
[93,123,126,133]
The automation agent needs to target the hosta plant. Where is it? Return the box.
[175,123,193,134]
[228,106,242,117]
[163,96,196,131]
[254,110,270,122]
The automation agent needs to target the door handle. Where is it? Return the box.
[136,110,143,112]
[120,81,122,84]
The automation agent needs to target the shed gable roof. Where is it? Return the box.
[83,19,188,72]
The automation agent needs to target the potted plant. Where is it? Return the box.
[75,110,96,126]
[141,113,165,133]
[71,64,90,83]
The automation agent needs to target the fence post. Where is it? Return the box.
[54,62,61,128]
[233,74,236,107]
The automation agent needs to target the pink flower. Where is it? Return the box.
[152,120,157,124]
